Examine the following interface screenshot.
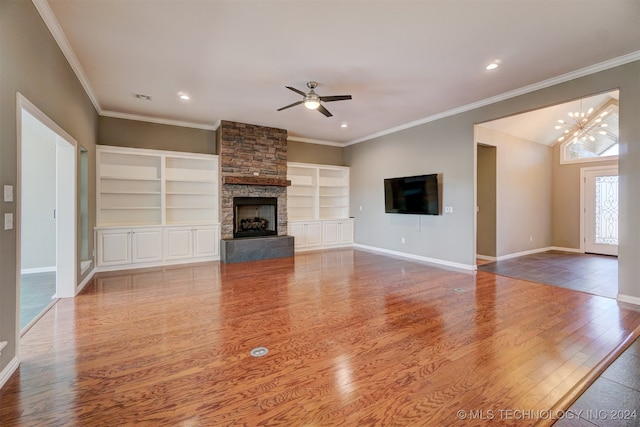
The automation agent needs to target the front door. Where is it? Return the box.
[584,167,618,256]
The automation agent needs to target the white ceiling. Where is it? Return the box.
[39,0,640,145]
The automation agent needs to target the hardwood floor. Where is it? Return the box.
[1,249,639,426]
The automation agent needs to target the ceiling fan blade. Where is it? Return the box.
[319,95,352,103]
[285,86,307,97]
[317,104,333,117]
[277,100,304,111]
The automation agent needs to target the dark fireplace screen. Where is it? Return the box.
[233,197,277,238]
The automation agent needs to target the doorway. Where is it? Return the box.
[582,166,619,256]
[18,95,77,334]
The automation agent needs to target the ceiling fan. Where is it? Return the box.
[277,81,352,117]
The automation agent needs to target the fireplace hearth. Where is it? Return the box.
[233,197,277,238]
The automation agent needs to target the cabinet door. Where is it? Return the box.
[339,220,354,244]
[194,226,219,258]
[98,229,131,266]
[322,221,340,246]
[131,228,163,263]
[289,222,307,248]
[165,226,194,260]
[305,222,322,247]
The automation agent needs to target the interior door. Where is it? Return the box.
[584,167,618,256]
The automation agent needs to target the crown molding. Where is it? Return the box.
[32,0,102,114]
[345,50,640,146]
[286,136,344,147]
[101,111,218,131]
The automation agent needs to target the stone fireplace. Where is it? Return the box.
[217,120,293,263]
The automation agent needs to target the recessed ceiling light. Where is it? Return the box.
[178,92,190,100]
[485,61,500,70]
[340,122,348,128]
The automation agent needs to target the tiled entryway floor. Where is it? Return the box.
[554,337,640,426]
[20,272,56,330]
[478,250,618,298]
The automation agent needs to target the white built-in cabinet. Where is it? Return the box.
[96,146,220,269]
[287,163,353,250]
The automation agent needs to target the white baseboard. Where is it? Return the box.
[76,266,96,295]
[549,246,583,253]
[0,356,19,389]
[617,294,640,306]
[20,266,56,275]
[354,244,476,271]
[80,260,92,275]
[476,254,497,262]
[495,246,584,261]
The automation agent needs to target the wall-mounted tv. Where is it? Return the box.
[384,174,439,215]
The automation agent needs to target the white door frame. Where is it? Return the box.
[16,94,78,342]
[580,164,619,255]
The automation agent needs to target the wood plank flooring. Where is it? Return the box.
[1,249,639,426]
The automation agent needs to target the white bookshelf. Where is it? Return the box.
[96,146,220,269]
[287,162,350,220]
[97,146,218,227]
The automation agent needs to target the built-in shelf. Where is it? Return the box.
[287,162,350,221]
[97,146,218,227]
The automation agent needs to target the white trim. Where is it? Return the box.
[549,246,583,253]
[287,136,343,147]
[80,260,92,275]
[495,246,554,261]
[346,51,640,146]
[100,110,217,131]
[76,266,95,294]
[32,0,101,114]
[0,356,19,389]
[617,294,640,306]
[20,266,56,275]
[476,254,497,262]
[354,244,476,271]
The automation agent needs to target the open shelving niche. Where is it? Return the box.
[287,162,350,221]
[97,146,219,227]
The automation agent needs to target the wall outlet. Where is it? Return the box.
[444,206,453,214]
[359,205,363,211]
[401,237,405,244]
[4,185,13,202]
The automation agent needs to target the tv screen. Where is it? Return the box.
[384,174,439,215]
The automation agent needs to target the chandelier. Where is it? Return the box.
[555,102,609,144]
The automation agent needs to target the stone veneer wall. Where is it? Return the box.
[217,120,288,239]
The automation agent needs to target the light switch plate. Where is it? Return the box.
[4,185,13,202]
[4,213,14,230]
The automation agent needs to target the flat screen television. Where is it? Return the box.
[384,174,439,215]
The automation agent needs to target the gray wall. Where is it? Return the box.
[99,117,215,154]
[476,144,496,257]
[345,114,475,266]
[287,140,344,165]
[21,113,57,270]
[345,61,640,301]
[1,1,98,374]
[476,126,553,257]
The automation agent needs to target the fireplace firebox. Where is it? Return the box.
[233,197,277,238]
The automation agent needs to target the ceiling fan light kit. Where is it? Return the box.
[278,81,352,117]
